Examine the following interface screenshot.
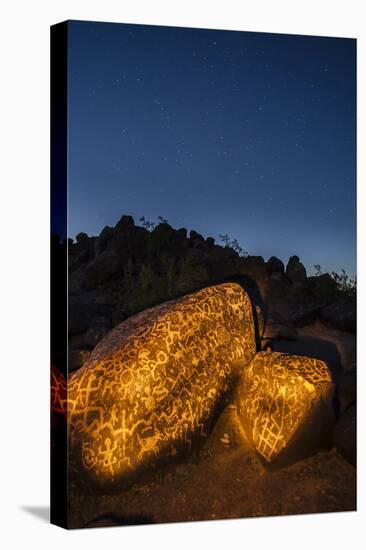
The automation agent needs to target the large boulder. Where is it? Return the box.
[68,283,256,489]
[236,351,335,465]
[285,255,307,284]
[320,299,356,333]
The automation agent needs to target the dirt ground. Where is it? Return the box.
[68,404,356,529]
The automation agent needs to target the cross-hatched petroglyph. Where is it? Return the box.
[236,351,334,462]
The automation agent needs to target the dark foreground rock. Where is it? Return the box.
[333,404,356,466]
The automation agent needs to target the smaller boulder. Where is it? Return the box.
[236,351,335,465]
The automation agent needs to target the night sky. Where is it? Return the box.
[68,21,356,276]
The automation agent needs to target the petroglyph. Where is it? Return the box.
[236,351,334,463]
[68,283,256,486]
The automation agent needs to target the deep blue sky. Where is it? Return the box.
[67,21,356,275]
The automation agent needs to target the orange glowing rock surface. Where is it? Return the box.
[51,366,67,418]
[68,283,256,487]
[236,351,335,464]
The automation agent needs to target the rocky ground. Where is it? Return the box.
[69,405,356,529]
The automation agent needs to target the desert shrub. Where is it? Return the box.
[174,255,208,295]
[313,265,356,300]
[219,234,248,257]
[123,254,208,315]
[331,269,356,300]
[139,216,156,231]
[139,215,169,231]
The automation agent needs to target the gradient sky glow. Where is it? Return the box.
[68,21,356,275]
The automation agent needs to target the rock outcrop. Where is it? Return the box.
[64,216,356,359]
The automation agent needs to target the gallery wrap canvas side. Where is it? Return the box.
[50,19,356,529]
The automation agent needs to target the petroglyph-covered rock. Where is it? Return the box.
[68,283,256,488]
[236,351,335,465]
[333,404,356,466]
